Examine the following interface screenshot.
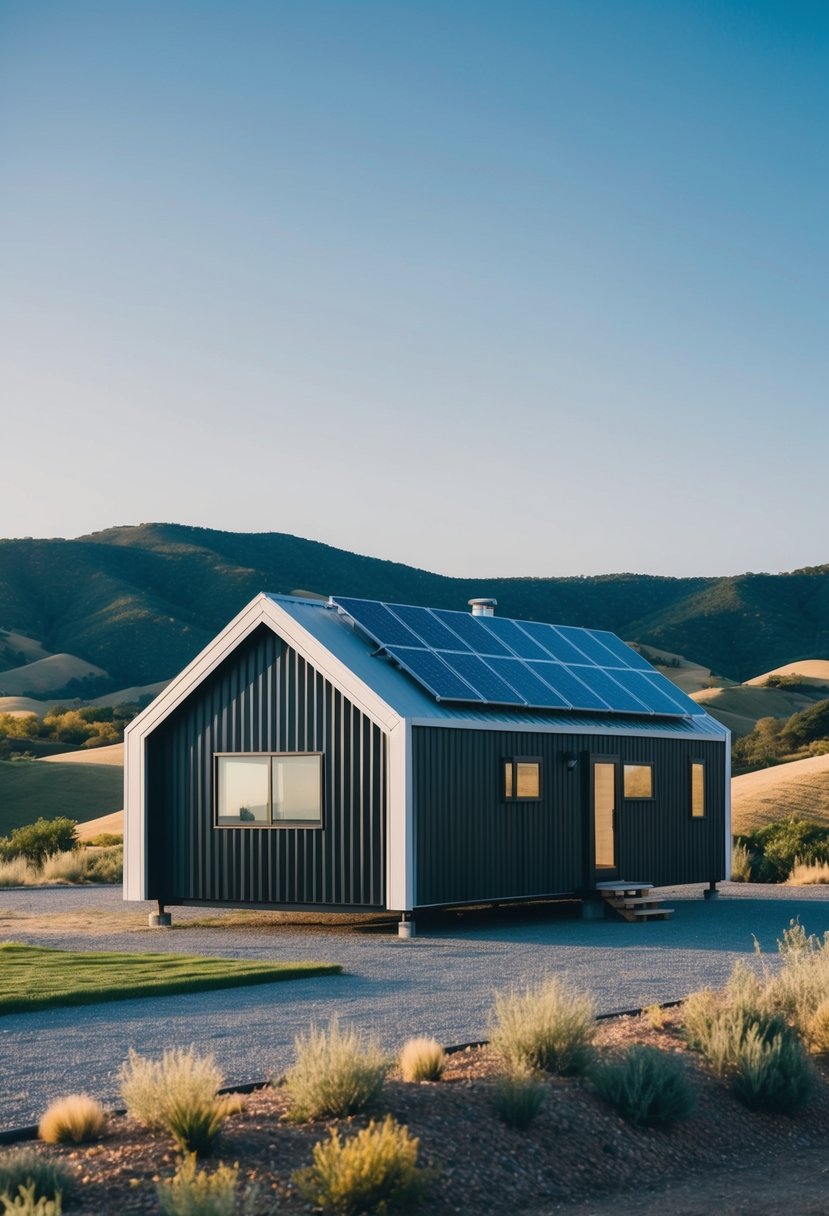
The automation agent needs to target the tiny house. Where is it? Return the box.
[124,593,730,929]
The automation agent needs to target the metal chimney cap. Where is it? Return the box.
[468,597,497,616]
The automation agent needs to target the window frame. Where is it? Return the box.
[502,756,543,802]
[690,758,706,819]
[622,762,655,801]
[214,751,324,829]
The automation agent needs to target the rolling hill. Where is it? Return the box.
[0,760,124,834]
[731,753,829,835]
[0,523,827,692]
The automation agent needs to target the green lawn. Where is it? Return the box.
[0,761,124,834]
[0,943,341,1014]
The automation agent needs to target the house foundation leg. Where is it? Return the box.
[149,899,172,928]
[398,912,415,939]
[704,881,719,901]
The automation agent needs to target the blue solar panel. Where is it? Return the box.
[587,630,654,671]
[485,658,571,708]
[431,610,513,656]
[555,625,622,667]
[441,651,526,704]
[525,661,610,711]
[518,621,595,665]
[477,616,554,661]
[610,669,688,716]
[566,665,649,712]
[330,597,694,717]
[390,604,472,651]
[385,646,484,702]
[334,598,422,648]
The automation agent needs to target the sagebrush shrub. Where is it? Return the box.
[731,1025,814,1113]
[119,1047,225,1129]
[767,921,829,1038]
[491,1067,546,1130]
[294,1116,427,1216]
[399,1038,445,1083]
[0,1183,61,1215]
[682,976,786,1077]
[83,844,123,883]
[0,1151,67,1208]
[490,977,596,1075]
[156,1154,239,1216]
[38,1094,106,1144]
[283,1017,389,1120]
[165,1095,244,1157]
[590,1045,696,1127]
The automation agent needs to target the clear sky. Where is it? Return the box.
[1,1,827,578]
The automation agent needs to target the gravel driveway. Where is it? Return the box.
[2,883,828,1132]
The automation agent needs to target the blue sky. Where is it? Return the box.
[1,1,827,577]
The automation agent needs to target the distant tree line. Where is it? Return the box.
[0,702,148,760]
[733,699,829,772]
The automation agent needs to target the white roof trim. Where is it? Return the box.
[125,593,399,748]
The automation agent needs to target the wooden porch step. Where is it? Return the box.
[597,879,673,923]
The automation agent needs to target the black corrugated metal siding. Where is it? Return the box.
[413,726,726,906]
[146,626,386,907]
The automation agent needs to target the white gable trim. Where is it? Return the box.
[124,594,400,901]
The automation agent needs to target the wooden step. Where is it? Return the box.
[595,880,654,892]
[597,879,673,923]
[605,894,667,909]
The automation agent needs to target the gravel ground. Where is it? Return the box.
[2,883,828,1131]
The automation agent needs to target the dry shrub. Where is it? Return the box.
[119,1048,238,1155]
[83,845,123,883]
[38,1094,106,1145]
[399,1038,445,1083]
[294,1115,427,1216]
[730,841,753,882]
[0,858,38,888]
[642,1003,666,1030]
[40,852,88,884]
[283,1017,388,1121]
[0,1184,61,1215]
[787,858,829,885]
[156,1154,239,1216]
[491,1066,546,1130]
[767,921,829,1039]
[490,977,596,1075]
[590,1045,696,1127]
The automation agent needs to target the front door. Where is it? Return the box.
[592,759,619,881]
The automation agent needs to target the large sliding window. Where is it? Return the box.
[216,753,323,827]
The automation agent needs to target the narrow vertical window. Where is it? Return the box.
[503,760,513,800]
[691,760,705,818]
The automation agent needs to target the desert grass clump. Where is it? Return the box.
[40,851,88,884]
[590,1045,697,1127]
[787,858,829,885]
[731,1025,814,1113]
[156,1154,239,1216]
[642,1003,666,1030]
[83,844,123,883]
[806,999,829,1054]
[294,1115,427,1216]
[491,1066,547,1131]
[0,1183,61,1215]
[119,1047,238,1154]
[283,1017,389,1120]
[0,1151,68,1210]
[38,1094,106,1145]
[399,1037,445,1083]
[490,977,596,1076]
[766,920,829,1038]
[730,841,753,882]
[0,858,38,888]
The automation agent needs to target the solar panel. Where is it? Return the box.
[389,604,473,651]
[385,646,484,702]
[330,597,695,718]
[431,609,514,656]
[441,651,526,705]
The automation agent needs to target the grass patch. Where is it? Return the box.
[0,943,341,1015]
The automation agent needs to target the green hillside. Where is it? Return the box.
[0,523,828,687]
[0,762,123,834]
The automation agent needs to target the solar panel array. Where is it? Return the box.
[330,597,696,718]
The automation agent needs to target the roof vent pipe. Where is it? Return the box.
[468,597,497,617]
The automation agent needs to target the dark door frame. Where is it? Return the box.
[588,753,620,886]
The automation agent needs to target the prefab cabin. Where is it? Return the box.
[124,593,730,928]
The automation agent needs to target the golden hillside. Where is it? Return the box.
[731,753,829,835]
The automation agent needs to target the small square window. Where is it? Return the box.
[623,764,653,799]
[503,758,541,801]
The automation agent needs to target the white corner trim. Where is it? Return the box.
[724,728,732,879]
[386,719,413,911]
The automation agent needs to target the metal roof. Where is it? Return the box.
[268,594,728,741]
